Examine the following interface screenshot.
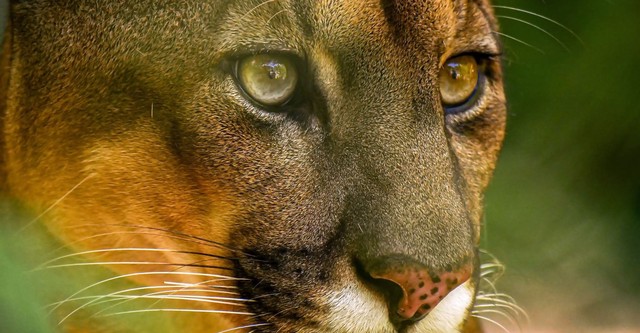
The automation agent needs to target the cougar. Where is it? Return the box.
[0,0,507,332]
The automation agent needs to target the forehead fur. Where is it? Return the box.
[381,0,455,39]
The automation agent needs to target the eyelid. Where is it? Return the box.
[440,39,502,65]
[456,35,503,58]
[226,51,305,75]
[224,45,303,61]
[218,46,304,73]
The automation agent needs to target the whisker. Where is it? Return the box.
[476,249,525,331]
[156,293,251,303]
[493,31,545,54]
[477,292,519,304]
[58,223,251,256]
[165,280,239,291]
[98,308,254,317]
[51,271,244,323]
[150,251,255,320]
[479,276,499,295]
[479,249,503,263]
[472,308,518,328]
[35,248,233,271]
[476,294,529,322]
[142,276,246,313]
[497,15,570,52]
[475,292,525,328]
[241,0,278,21]
[266,9,291,25]
[49,285,238,308]
[167,257,234,273]
[48,285,162,308]
[41,261,226,270]
[176,263,233,271]
[493,5,585,46]
[479,262,504,271]
[479,261,503,268]
[471,313,510,333]
[479,253,505,276]
[480,268,500,278]
[58,292,249,310]
[16,174,94,233]
[252,292,279,300]
[89,285,244,318]
[112,293,249,306]
[255,305,297,323]
[36,260,231,273]
[48,230,238,259]
[161,287,240,296]
[56,287,173,324]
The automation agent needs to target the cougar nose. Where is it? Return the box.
[366,258,472,322]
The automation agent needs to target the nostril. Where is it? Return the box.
[355,256,472,323]
[354,260,405,308]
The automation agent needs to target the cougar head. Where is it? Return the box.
[1,0,506,332]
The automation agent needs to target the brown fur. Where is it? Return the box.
[1,0,506,332]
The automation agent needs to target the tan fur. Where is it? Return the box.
[1,0,506,332]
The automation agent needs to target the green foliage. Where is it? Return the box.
[485,0,640,330]
[0,203,55,333]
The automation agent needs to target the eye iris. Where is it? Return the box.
[439,55,479,107]
[238,54,298,107]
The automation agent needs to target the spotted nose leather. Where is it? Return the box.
[371,264,472,321]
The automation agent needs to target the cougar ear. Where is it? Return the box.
[0,0,11,194]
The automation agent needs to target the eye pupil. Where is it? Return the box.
[450,69,460,80]
[265,62,285,80]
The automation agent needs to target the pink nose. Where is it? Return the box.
[371,264,472,320]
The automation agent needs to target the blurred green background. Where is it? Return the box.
[2,0,640,332]
[484,0,640,332]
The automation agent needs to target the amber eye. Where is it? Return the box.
[236,54,299,107]
[439,55,480,108]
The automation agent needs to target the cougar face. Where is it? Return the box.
[1,0,506,332]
